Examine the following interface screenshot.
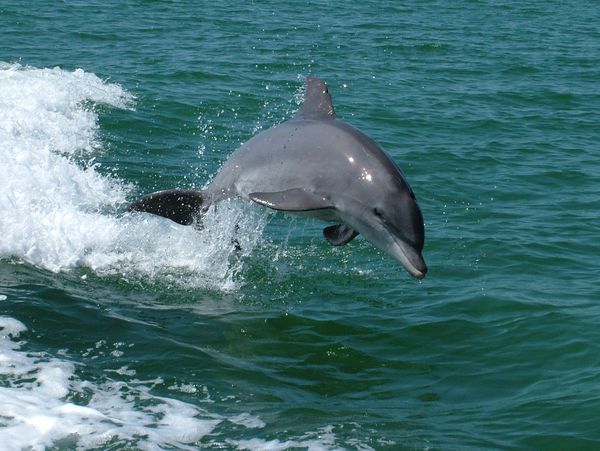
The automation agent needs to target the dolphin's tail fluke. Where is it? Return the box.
[128,189,206,225]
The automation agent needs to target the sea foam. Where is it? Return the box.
[0,316,346,450]
[0,62,265,290]
[0,316,221,450]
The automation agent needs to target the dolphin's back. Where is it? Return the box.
[207,117,402,202]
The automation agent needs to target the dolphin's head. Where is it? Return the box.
[371,184,427,279]
[341,179,427,279]
[331,127,427,278]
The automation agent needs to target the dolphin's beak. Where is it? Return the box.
[339,207,427,279]
[362,222,428,279]
[412,264,428,279]
[393,238,428,279]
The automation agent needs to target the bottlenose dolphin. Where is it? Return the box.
[129,77,427,278]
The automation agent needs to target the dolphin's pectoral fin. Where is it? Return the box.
[128,189,205,225]
[249,188,333,212]
[323,224,359,246]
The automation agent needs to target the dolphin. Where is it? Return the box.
[129,77,427,278]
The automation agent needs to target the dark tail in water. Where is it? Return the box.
[128,189,205,225]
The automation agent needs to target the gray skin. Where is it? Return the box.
[129,77,427,279]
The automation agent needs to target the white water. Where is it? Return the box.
[0,314,348,450]
[0,315,243,450]
[0,62,266,291]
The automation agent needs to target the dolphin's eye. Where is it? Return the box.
[373,208,383,218]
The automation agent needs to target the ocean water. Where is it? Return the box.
[1,0,599,449]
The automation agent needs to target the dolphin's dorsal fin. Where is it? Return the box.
[294,77,336,120]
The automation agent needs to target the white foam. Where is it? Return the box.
[229,412,266,429]
[0,315,350,450]
[0,62,267,290]
[0,316,222,450]
[0,313,359,450]
[231,428,345,451]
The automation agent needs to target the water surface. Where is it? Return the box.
[1,1,599,449]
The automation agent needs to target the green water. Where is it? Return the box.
[1,1,599,449]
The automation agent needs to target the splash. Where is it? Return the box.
[0,63,266,290]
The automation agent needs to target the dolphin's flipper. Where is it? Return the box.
[249,188,333,212]
[323,224,359,246]
[128,189,204,225]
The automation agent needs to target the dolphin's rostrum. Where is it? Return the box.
[129,77,427,278]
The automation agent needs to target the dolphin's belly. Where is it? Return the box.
[291,209,340,222]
